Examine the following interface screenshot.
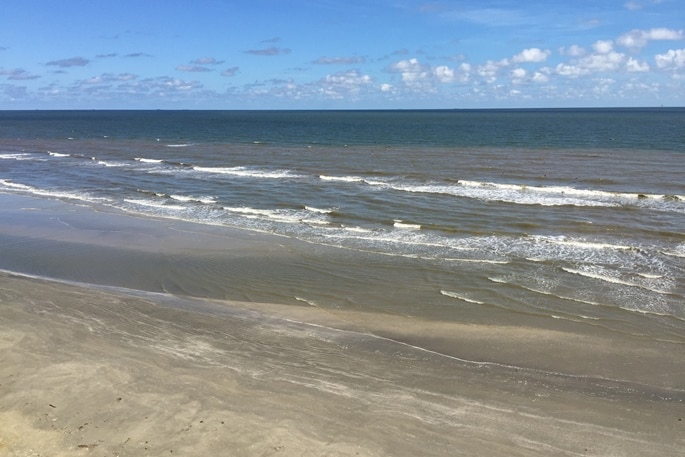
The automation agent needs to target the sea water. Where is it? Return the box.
[1,109,684,343]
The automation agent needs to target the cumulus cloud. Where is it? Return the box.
[593,40,614,54]
[46,57,89,67]
[553,41,652,78]
[435,63,470,83]
[626,57,650,72]
[559,45,586,57]
[319,70,372,99]
[389,58,431,85]
[245,47,291,56]
[433,65,455,83]
[510,67,527,84]
[511,48,551,63]
[617,28,684,51]
[655,49,685,70]
[312,56,366,65]
[388,58,471,90]
[532,71,549,83]
[476,59,508,83]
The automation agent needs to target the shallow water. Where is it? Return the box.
[1,109,684,347]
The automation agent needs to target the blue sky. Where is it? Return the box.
[1,0,684,109]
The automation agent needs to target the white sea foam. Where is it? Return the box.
[169,194,217,204]
[0,153,33,160]
[193,166,301,179]
[443,258,509,264]
[319,175,365,183]
[48,152,70,157]
[488,277,508,284]
[561,267,670,294]
[304,206,333,214]
[393,220,421,230]
[357,177,685,212]
[97,160,129,168]
[636,272,664,279]
[0,179,103,203]
[0,179,32,191]
[223,206,309,224]
[440,290,485,305]
[661,244,685,258]
[342,226,373,233]
[532,235,632,251]
[135,157,164,163]
[165,144,191,147]
[295,297,319,307]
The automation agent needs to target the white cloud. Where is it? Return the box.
[532,71,549,83]
[555,63,589,77]
[389,58,429,82]
[432,64,470,84]
[626,57,649,72]
[510,67,527,84]
[617,28,684,51]
[477,60,508,83]
[433,65,455,83]
[593,40,614,54]
[655,49,685,70]
[388,58,434,90]
[581,51,625,72]
[511,48,551,63]
[319,70,372,99]
[554,52,625,77]
[559,45,586,57]
[161,78,203,91]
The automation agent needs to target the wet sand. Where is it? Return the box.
[1,195,684,456]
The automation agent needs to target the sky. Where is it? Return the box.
[1,0,684,109]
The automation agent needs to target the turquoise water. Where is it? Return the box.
[1,109,684,340]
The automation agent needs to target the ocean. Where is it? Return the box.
[1,108,684,343]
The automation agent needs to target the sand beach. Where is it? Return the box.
[1,195,683,456]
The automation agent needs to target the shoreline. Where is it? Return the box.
[1,193,684,384]
[1,193,684,455]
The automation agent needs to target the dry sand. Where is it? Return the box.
[1,271,684,456]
